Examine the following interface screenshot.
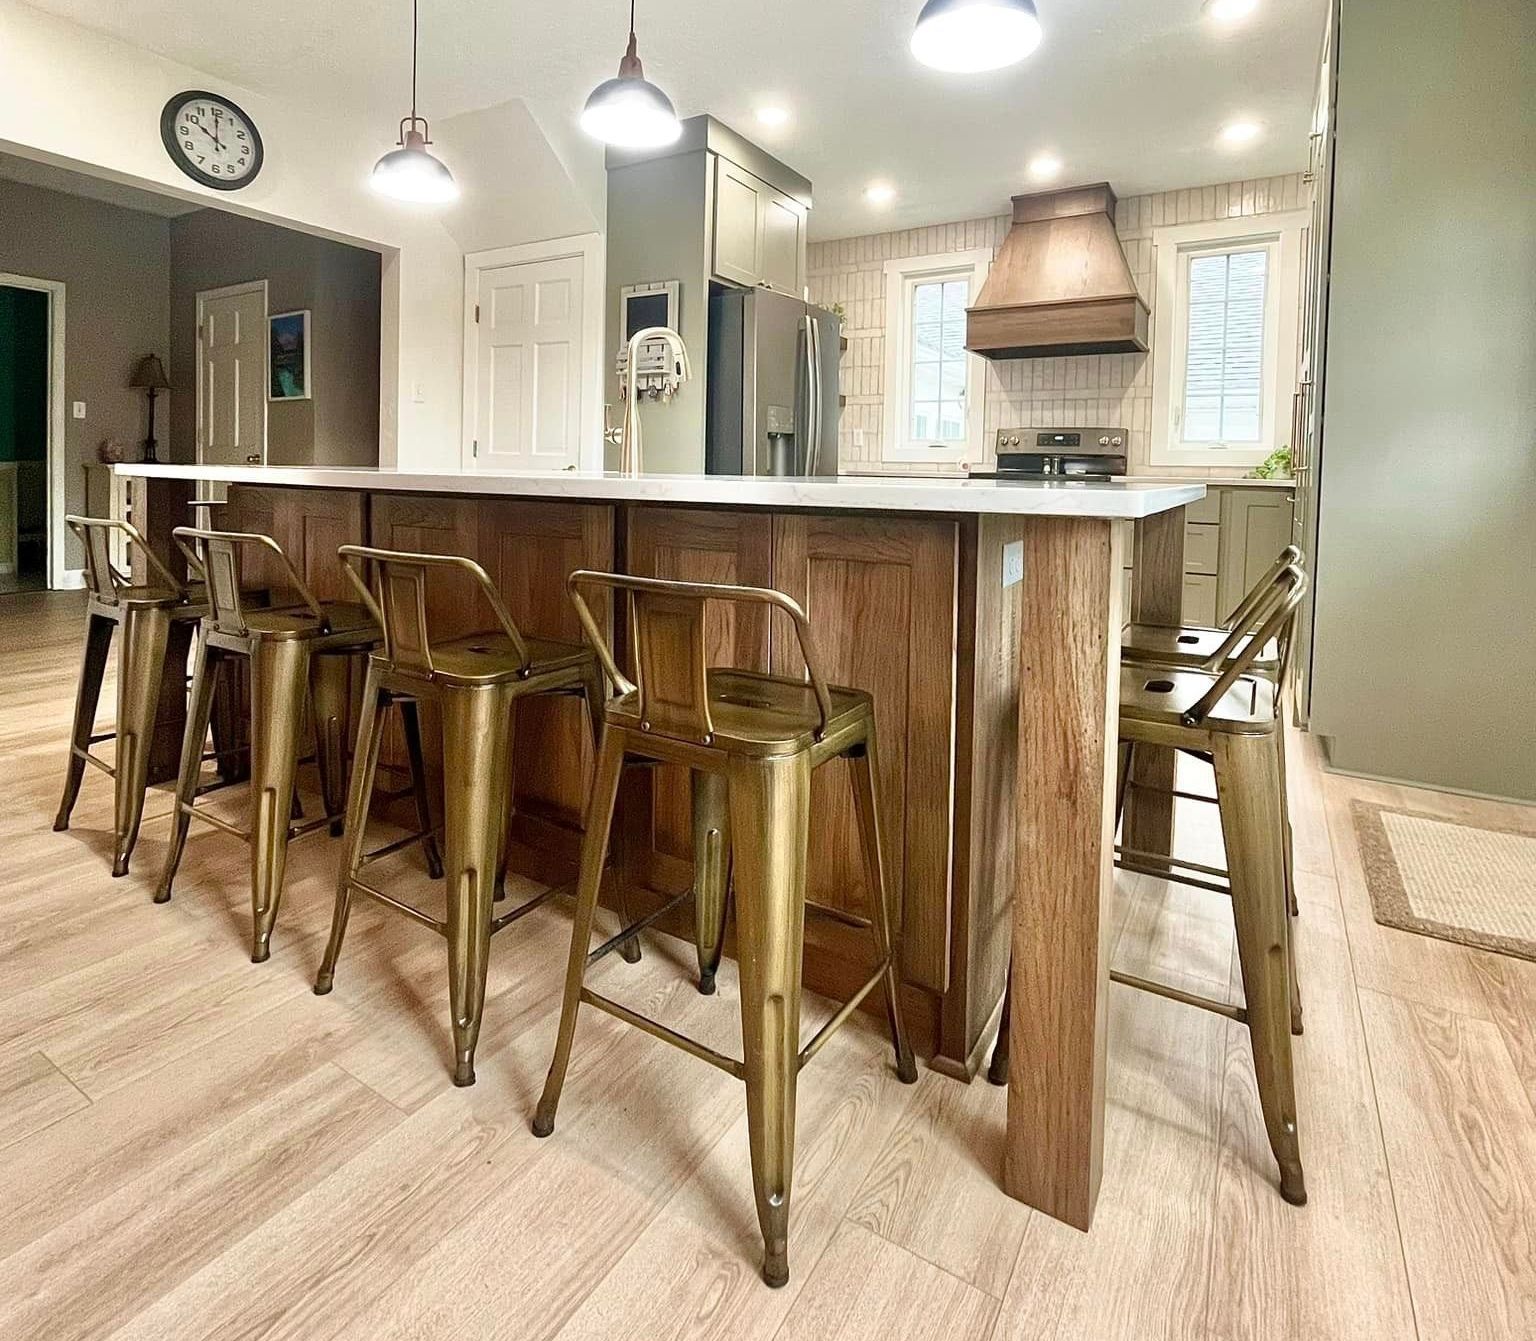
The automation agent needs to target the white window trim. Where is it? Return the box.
[461,232,606,472]
[882,248,992,464]
[1149,211,1307,468]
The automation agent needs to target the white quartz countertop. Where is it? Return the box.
[116,463,1203,520]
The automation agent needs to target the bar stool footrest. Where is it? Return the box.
[580,986,746,1080]
[1110,967,1247,1024]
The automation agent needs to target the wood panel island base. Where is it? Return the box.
[118,462,1200,1231]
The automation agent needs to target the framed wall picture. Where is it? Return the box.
[268,309,311,401]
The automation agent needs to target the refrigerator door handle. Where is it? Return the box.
[802,313,823,476]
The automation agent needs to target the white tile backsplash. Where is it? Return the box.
[809,173,1307,477]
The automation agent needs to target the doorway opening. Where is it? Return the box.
[0,279,63,593]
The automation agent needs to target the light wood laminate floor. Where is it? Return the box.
[2,590,1533,1340]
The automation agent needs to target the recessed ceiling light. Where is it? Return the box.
[864,182,897,206]
[755,105,791,128]
[1220,119,1262,146]
[1204,0,1259,23]
[1027,153,1062,180]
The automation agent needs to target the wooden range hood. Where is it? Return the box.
[966,183,1149,359]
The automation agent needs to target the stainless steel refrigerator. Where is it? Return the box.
[706,288,840,477]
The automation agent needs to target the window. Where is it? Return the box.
[883,249,991,462]
[1150,213,1306,468]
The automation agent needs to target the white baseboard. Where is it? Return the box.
[55,568,86,591]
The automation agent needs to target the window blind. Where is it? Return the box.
[1181,248,1268,443]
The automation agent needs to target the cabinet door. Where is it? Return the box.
[1217,490,1296,619]
[219,485,362,600]
[771,513,958,992]
[624,506,775,891]
[713,159,765,289]
[760,189,807,295]
[1183,573,1219,626]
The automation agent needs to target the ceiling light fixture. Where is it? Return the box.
[1220,118,1262,146]
[911,0,1043,73]
[1027,152,1062,180]
[581,0,683,149]
[756,105,791,128]
[371,0,459,204]
[864,182,897,206]
[1204,0,1260,23]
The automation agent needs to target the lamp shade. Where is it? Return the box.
[911,0,1043,73]
[371,127,460,203]
[581,30,682,149]
[129,354,170,390]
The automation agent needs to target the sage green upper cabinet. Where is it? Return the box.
[712,156,807,295]
[1218,488,1295,617]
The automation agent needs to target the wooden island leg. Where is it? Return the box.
[1122,507,1186,855]
[1004,516,1124,1230]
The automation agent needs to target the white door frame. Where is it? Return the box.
[195,278,269,465]
[0,272,68,589]
[462,233,605,472]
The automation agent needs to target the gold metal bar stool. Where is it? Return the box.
[1114,566,1310,1204]
[533,571,918,1289]
[53,516,203,877]
[313,544,609,1089]
[155,526,435,963]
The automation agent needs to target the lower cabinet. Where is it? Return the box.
[1218,488,1295,616]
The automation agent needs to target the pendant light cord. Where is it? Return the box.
[629,0,636,40]
[411,0,419,122]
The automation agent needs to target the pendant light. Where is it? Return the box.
[911,0,1043,73]
[581,0,683,149]
[371,0,459,203]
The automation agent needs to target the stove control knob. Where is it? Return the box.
[1009,435,1020,446]
[1099,435,1111,446]
[1111,435,1124,446]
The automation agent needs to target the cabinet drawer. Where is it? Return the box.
[1184,491,1222,524]
[1184,522,1220,576]
[1183,573,1219,626]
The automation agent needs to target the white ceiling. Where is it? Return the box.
[23,0,1328,239]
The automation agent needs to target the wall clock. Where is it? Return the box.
[160,90,264,191]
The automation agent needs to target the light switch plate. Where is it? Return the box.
[72,401,86,419]
[1002,540,1024,588]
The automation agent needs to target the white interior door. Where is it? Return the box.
[472,255,583,470]
[198,281,267,466]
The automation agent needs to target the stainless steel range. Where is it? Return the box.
[974,426,1128,480]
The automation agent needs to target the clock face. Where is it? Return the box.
[160,91,264,191]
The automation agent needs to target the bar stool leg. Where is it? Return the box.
[309,651,353,839]
[1273,731,1303,1036]
[848,736,918,1084]
[249,638,312,963]
[578,665,640,964]
[156,631,222,904]
[692,768,731,994]
[533,729,626,1136]
[399,698,443,879]
[728,750,811,1289]
[110,605,173,877]
[54,612,114,832]
[1213,729,1306,1206]
[315,667,389,994]
[440,682,517,1086]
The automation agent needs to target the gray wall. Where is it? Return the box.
[0,176,171,564]
[1310,0,1536,800]
[169,210,381,467]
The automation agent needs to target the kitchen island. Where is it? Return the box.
[117,461,1201,1232]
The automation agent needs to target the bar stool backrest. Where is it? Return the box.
[567,570,835,746]
[1183,563,1308,726]
[173,526,325,638]
[65,515,184,606]
[337,544,530,677]
[1220,542,1305,633]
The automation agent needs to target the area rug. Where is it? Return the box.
[1352,800,1536,962]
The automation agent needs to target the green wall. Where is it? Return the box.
[0,286,48,464]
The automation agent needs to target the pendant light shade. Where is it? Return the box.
[372,0,458,203]
[911,0,1043,73]
[581,2,682,149]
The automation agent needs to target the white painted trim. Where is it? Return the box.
[58,567,86,590]
[0,271,68,589]
[880,248,993,465]
[195,279,269,465]
[1149,211,1307,469]
[462,232,606,473]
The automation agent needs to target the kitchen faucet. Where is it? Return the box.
[616,326,691,474]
